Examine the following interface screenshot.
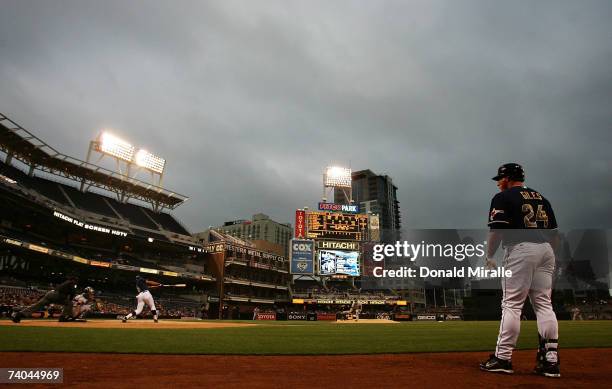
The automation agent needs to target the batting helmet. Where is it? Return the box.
[492,163,525,181]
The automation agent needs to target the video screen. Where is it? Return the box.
[318,249,360,276]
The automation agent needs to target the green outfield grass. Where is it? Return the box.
[1,320,611,355]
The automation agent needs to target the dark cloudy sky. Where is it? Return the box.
[1,0,610,232]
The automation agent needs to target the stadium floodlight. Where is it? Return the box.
[97,132,135,162]
[135,149,166,174]
[324,166,352,188]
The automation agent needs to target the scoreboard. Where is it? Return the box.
[306,211,369,241]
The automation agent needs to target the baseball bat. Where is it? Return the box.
[161,283,186,288]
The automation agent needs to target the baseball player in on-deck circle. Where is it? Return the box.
[122,275,161,323]
[479,163,561,378]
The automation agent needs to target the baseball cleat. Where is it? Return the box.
[534,361,561,378]
[154,319,158,323]
[121,316,127,323]
[11,312,21,323]
[480,354,514,374]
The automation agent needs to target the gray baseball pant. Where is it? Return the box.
[495,242,558,361]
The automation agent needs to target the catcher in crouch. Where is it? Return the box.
[65,286,97,322]
[122,275,161,323]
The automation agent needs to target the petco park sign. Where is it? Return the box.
[318,202,359,213]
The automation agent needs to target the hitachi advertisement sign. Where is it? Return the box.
[317,202,359,213]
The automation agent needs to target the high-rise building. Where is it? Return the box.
[195,213,292,257]
[334,169,401,239]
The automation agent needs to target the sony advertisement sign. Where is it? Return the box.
[318,202,360,213]
[288,312,307,320]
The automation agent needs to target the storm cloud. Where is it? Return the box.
[1,0,610,231]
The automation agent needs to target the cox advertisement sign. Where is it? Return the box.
[290,239,315,275]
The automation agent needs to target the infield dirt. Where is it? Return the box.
[0,319,253,329]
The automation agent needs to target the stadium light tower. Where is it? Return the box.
[134,149,166,175]
[85,131,135,177]
[322,165,352,204]
[133,148,166,186]
[83,130,167,193]
[98,132,135,163]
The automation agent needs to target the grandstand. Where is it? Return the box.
[0,113,196,241]
[0,112,429,321]
[0,113,302,319]
[197,230,291,317]
[0,113,220,317]
[0,113,186,210]
[0,154,191,243]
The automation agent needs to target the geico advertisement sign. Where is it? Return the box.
[416,315,436,321]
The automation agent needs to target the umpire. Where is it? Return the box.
[11,275,79,323]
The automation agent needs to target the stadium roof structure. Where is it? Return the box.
[0,113,188,211]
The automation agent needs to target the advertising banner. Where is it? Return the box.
[290,239,315,275]
[393,313,412,321]
[295,210,306,238]
[287,312,307,320]
[316,240,359,250]
[415,315,437,321]
[316,312,337,321]
[53,210,129,237]
[445,315,463,321]
[317,202,360,213]
[255,312,277,320]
